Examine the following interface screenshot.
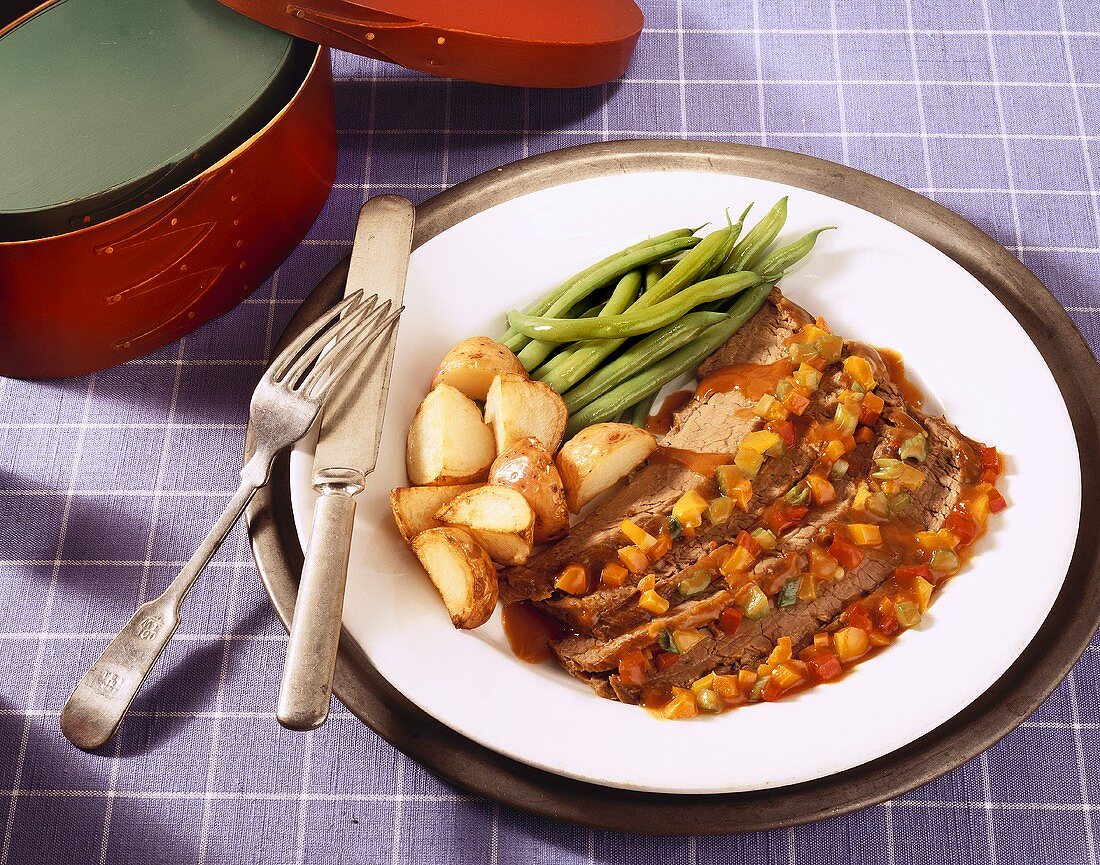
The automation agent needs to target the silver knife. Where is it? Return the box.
[276,195,415,730]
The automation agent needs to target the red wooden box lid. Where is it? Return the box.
[217,0,643,88]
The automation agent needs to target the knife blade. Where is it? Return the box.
[276,195,415,732]
[314,195,415,478]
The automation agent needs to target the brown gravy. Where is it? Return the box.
[500,602,563,664]
[695,359,793,402]
[644,389,695,435]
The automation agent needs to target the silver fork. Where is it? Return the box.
[60,290,403,751]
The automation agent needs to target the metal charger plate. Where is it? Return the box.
[245,140,1100,833]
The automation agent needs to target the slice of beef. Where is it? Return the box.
[499,292,813,605]
[541,365,849,637]
[541,339,900,638]
[600,408,986,703]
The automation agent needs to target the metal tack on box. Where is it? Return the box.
[0,0,643,379]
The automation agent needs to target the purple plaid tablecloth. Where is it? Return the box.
[3,0,1100,861]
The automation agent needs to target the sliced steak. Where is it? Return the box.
[542,366,850,636]
[499,293,812,605]
[599,408,986,703]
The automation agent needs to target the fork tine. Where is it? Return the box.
[304,305,403,401]
[280,294,381,387]
[296,299,394,396]
[267,290,367,382]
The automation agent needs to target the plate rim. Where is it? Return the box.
[245,139,1100,834]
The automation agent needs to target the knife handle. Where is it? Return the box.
[277,476,362,731]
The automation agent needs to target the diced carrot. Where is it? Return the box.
[844,355,878,390]
[662,688,698,719]
[868,629,893,647]
[847,523,882,546]
[806,473,836,505]
[654,651,679,671]
[767,419,797,450]
[764,505,809,534]
[737,669,758,692]
[854,425,874,444]
[554,563,588,595]
[617,650,649,686]
[648,531,673,561]
[782,390,811,416]
[945,511,979,546]
[833,626,870,661]
[620,518,658,551]
[828,533,865,569]
[988,487,1008,513]
[877,598,900,636]
[717,606,743,635]
[601,562,630,588]
[859,391,885,425]
[618,545,650,573]
[638,589,670,615]
[736,530,761,557]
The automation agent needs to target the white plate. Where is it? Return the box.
[288,171,1079,794]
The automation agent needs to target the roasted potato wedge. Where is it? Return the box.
[436,485,535,565]
[406,383,495,485]
[411,527,498,629]
[483,372,568,454]
[488,437,569,544]
[431,336,526,401]
[556,423,658,512]
[390,483,482,544]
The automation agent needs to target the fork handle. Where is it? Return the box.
[276,483,358,730]
[60,473,260,751]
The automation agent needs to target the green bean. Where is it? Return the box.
[639,223,734,308]
[500,228,700,346]
[560,311,729,411]
[509,271,763,343]
[757,227,835,280]
[644,262,663,292]
[630,393,658,427]
[531,270,642,379]
[515,236,699,369]
[565,283,774,435]
[720,197,788,274]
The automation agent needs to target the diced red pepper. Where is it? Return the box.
[895,563,933,582]
[718,606,743,635]
[654,651,678,671]
[782,391,811,416]
[988,487,1008,514]
[804,648,843,682]
[736,530,761,557]
[980,446,1000,472]
[761,676,788,702]
[854,425,874,444]
[828,533,865,570]
[877,606,900,636]
[617,650,649,686]
[767,419,797,450]
[945,511,979,546]
[764,505,809,534]
[843,602,873,632]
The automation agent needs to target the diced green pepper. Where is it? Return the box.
[657,628,679,654]
[785,482,809,506]
[871,458,904,481]
[748,676,769,701]
[677,569,713,598]
[665,515,684,539]
[929,548,960,575]
[899,434,928,463]
[696,688,723,712]
[777,577,802,608]
[887,492,911,515]
[894,600,921,628]
[751,528,777,550]
[830,458,850,479]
